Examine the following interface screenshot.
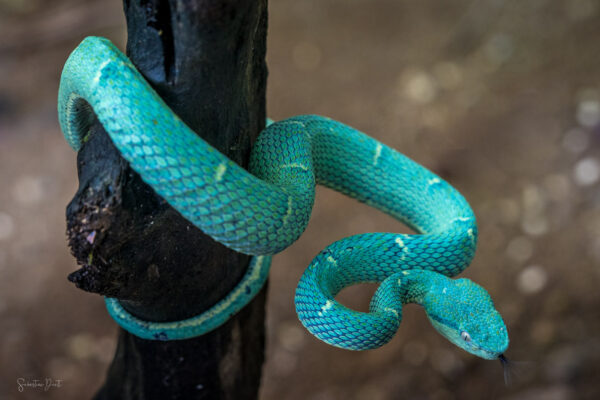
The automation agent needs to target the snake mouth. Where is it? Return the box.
[459,339,506,360]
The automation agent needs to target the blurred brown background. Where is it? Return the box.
[1,0,600,399]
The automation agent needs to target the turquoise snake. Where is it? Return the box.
[58,36,509,360]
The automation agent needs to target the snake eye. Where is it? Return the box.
[460,331,471,342]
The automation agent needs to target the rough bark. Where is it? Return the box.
[64,1,268,398]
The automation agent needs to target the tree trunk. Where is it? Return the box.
[64,0,268,398]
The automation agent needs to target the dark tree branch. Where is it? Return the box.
[64,0,268,398]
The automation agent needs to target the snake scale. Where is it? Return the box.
[58,37,509,361]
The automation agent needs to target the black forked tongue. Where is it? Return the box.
[499,354,511,386]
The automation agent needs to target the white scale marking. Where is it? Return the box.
[327,256,337,266]
[373,143,383,166]
[451,217,471,223]
[284,121,305,128]
[215,163,227,182]
[281,163,309,171]
[467,228,476,244]
[318,300,334,316]
[428,177,441,186]
[395,236,410,260]
[384,307,399,317]
[92,59,111,85]
[281,196,294,229]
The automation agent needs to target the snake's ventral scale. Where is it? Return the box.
[58,37,509,363]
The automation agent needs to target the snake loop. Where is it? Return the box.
[58,37,508,359]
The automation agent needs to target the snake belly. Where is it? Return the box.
[58,37,477,346]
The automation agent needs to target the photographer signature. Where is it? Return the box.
[16,378,63,392]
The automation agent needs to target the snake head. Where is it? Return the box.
[423,277,509,360]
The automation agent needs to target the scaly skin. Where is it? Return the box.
[58,37,508,359]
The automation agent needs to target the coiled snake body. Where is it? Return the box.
[58,37,508,360]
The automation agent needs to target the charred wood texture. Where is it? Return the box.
[65,0,268,398]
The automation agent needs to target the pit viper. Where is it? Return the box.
[58,37,509,360]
